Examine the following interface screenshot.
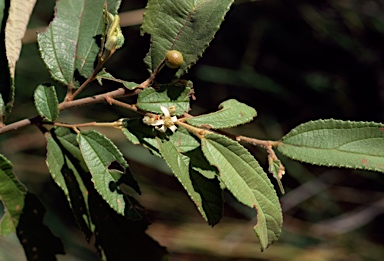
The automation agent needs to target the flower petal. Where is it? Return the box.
[160,106,170,117]
[169,125,177,132]
[151,119,164,126]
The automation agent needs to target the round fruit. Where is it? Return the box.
[165,50,183,69]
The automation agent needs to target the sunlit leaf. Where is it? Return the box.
[78,130,140,217]
[37,0,121,85]
[201,133,282,251]
[5,0,36,78]
[0,154,27,236]
[186,99,257,129]
[141,0,234,77]
[34,84,59,121]
[0,2,12,120]
[278,119,384,173]
[137,85,191,116]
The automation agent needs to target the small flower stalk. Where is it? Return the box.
[143,106,178,133]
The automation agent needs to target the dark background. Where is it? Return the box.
[1,0,384,260]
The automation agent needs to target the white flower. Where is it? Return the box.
[142,106,178,133]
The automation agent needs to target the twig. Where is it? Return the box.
[105,97,140,113]
[175,121,212,139]
[53,121,122,129]
[0,87,142,135]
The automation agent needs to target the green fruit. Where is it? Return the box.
[165,50,183,69]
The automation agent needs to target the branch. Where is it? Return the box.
[0,87,142,135]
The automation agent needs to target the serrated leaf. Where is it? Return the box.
[122,118,161,157]
[278,119,384,173]
[141,0,234,77]
[0,2,13,120]
[37,0,121,85]
[187,99,257,129]
[169,126,200,153]
[201,133,282,251]
[96,69,139,90]
[184,147,217,179]
[78,130,140,216]
[137,85,190,116]
[34,84,59,121]
[46,127,93,238]
[5,0,36,78]
[158,138,223,226]
[0,154,27,236]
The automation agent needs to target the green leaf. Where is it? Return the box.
[122,118,162,157]
[141,0,234,77]
[169,126,200,153]
[137,85,191,116]
[37,0,121,85]
[268,158,285,195]
[96,69,139,90]
[186,99,257,129]
[184,147,217,179]
[0,154,27,236]
[158,138,223,226]
[34,84,59,121]
[46,127,93,238]
[278,119,384,173]
[201,133,282,251]
[77,130,140,216]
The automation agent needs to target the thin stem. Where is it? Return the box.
[105,97,140,113]
[53,121,122,129]
[235,135,280,149]
[236,135,285,184]
[175,121,212,139]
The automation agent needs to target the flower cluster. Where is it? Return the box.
[143,106,178,133]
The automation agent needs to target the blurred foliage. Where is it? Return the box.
[1,0,384,260]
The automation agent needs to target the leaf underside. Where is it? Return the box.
[278,119,384,173]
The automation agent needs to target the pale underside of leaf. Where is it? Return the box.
[201,133,282,251]
[141,0,234,77]
[5,0,36,78]
[278,119,384,173]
